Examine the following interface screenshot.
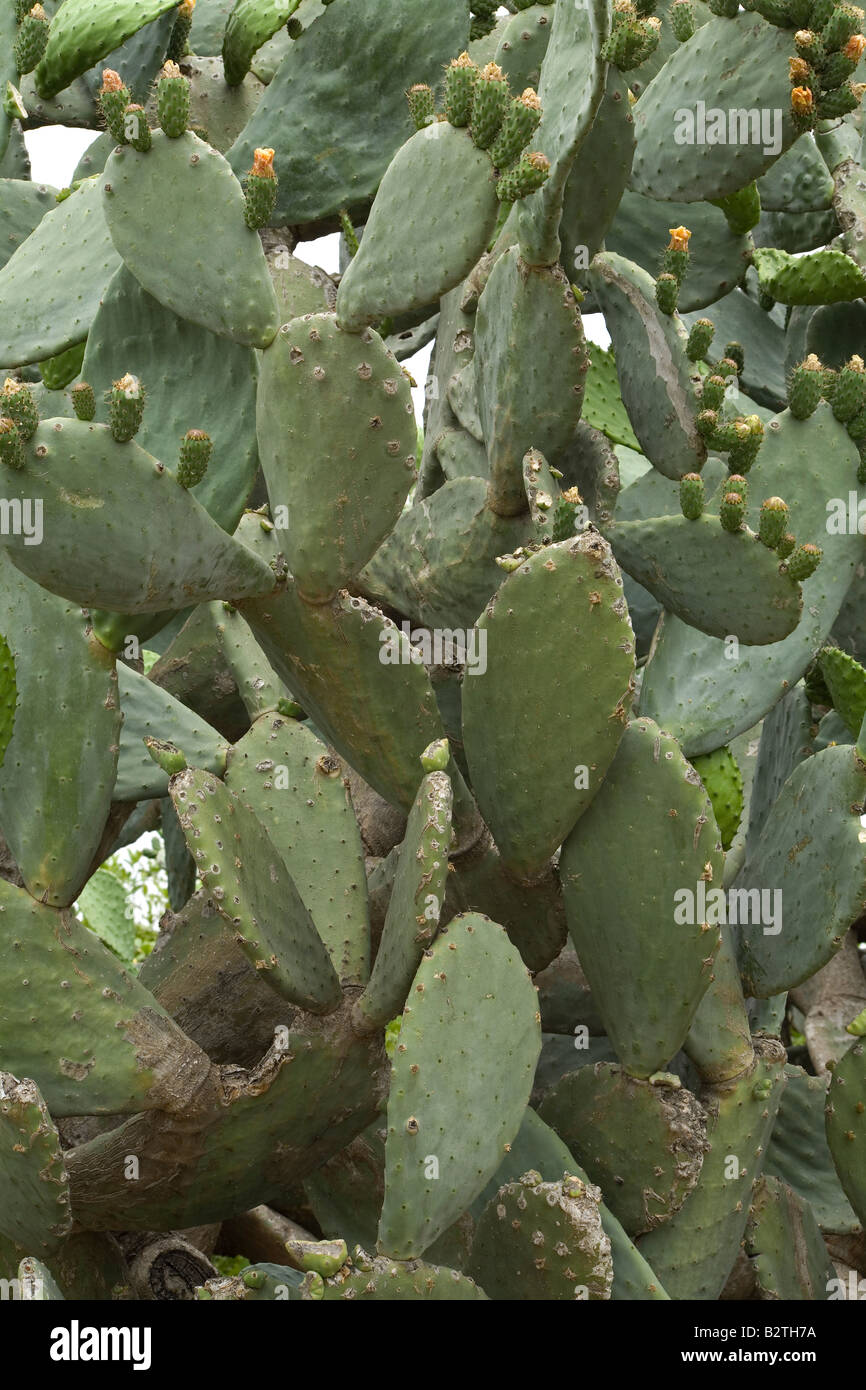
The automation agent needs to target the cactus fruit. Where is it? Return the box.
[0,0,864,1316]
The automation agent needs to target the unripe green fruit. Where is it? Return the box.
[167,0,195,62]
[655,271,679,315]
[728,416,763,473]
[679,472,705,519]
[406,84,436,130]
[444,52,479,127]
[156,62,191,138]
[697,408,720,440]
[14,6,49,77]
[724,342,745,373]
[99,70,132,144]
[817,79,866,117]
[776,531,797,559]
[686,318,715,361]
[70,382,96,421]
[1,380,38,439]
[847,406,866,442]
[709,0,739,17]
[716,357,740,379]
[702,375,727,410]
[832,355,866,423]
[496,150,550,201]
[469,62,510,149]
[670,0,697,38]
[809,0,836,24]
[720,491,746,532]
[177,430,213,488]
[108,373,145,442]
[123,104,152,152]
[788,354,824,418]
[785,542,823,579]
[490,89,542,169]
[0,417,24,470]
[758,496,789,548]
[822,3,864,52]
[243,149,278,230]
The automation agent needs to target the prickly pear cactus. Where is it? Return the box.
[0,0,864,1315]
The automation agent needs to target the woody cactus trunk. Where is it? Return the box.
[0,0,866,1306]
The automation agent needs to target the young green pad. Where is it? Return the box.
[818,646,866,736]
[222,0,303,86]
[588,253,705,478]
[461,530,635,884]
[733,743,866,997]
[630,15,797,202]
[607,513,803,644]
[639,406,862,755]
[638,1037,787,1299]
[0,554,119,908]
[752,246,866,305]
[102,132,279,349]
[538,1064,707,1236]
[76,867,135,961]
[34,0,180,99]
[560,717,725,1078]
[825,1038,866,1227]
[0,1073,72,1256]
[81,266,259,534]
[256,314,416,602]
[226,0,469,227]
[224,713,370,987]
[336,124,498,333]
[744,1175,836,1300]
[469,1171,612,1300]
[169,766,342,1015]
[378,912,541,1259]
[474,247,587,515]
[0,176,120,365]
[0,877,211,1118]
[354,771,452,1029]
[0,418,274,614]
[114,662,228,802]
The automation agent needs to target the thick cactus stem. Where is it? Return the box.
[469,62,510,150]
[243,148,277,230]
[156,61,191,138]
[99,69,132,145]
[490,89,542,169]
[0,417,24,470]
[108,373,146,442]
[443,52,478,127]
[679,473,705,520]
[177,429,213,488]
[788,354,824,418]
[758,497,790,548]
[784,542,823,579]
[406,83,436,130]
[496,150,550,202]
[686,317,715,362]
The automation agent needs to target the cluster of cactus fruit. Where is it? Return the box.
[2,0,866,1308]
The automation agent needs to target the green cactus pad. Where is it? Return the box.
[691,745,743,851]
[102,131,279,348]
[818,645,866,736]
[638,1036,787,1298]
[469,1171,613,1299]
[355,771,452,1029]
[227,0,469,227]
[607,191,749,312]
[753,246,866,305]
[825,1038,866,1226]
[222,0,302,85]
[0,176,120,365]
[0,876,210,1117]
[607,512,803,644]
[257,314,416,601]
[639,406,862,755]
[493,4,552,92]
[734,742,866,997]
[765,1066,860,1234]
[33,0,179,99]
[114,662,228,802]
[76,867,135,962]
[559,67,635,271]
[744,1175,835,1300]
[461,531,635,883]
[318,1253,487,1301]
[169,765,343,1014]
[0,1072,71,1256]
[588,252,705,478]
[0,554,119,907]
[0,630,15,772]
[0,418,274,614]
[224,712,370,987]
[378,912,540,1258]
[539,1064,708,1236]
[631,15,797,202]
[474,247,587,515]
[561,716,725,1078]
[337,124,498,333]
[0,176,57,271]
[81,266,259,534]
[581,345,641,451]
